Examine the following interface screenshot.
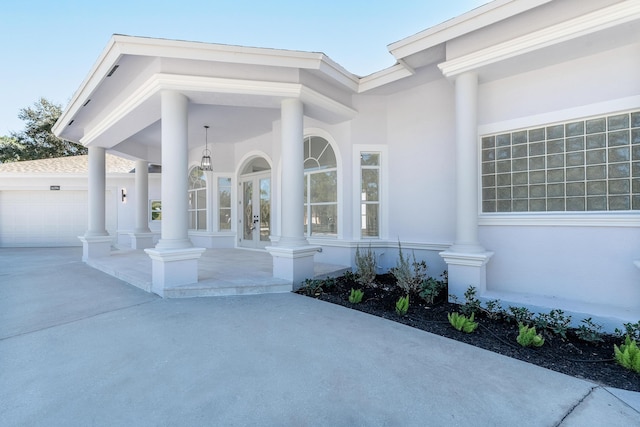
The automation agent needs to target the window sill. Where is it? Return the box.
[478,212,640,227]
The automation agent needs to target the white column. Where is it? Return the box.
[155,90,192,250]
[79,146,111,261]
[279,98,307,246]
[452,72,483,253]
[134,160,151,234]
[86,146,108,237]
[145,90,204,295]
[266,98,319,289]
[440,71,492,299]
[130,160,154,249]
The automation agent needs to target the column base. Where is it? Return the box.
[440,250,494,302]
[266,245,320,290]
[129,232,155,250]
[78,235,112,262]
[144,247,206,297]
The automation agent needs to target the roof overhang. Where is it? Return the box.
[53,35,359,149]
[438,1,640,80]
[387,0,553,61]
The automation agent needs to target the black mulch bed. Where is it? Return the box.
[295,274,640,393]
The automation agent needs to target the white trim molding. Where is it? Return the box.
[478,96,640,136]
[388,0,553,61]
[479,213,640,228]
[81,73,357,146]
[438,2,640,78]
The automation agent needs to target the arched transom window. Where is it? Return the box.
[188,167,207,230]
[304,136,337,236]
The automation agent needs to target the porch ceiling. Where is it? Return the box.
[125,104,280,149]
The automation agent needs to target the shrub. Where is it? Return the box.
[535,309,571,339]
[614,321,640,342]
[460,286,481,317]
[448,312,478,333]
[395,295,409,316]
[418,276,446,305]
[355,244,377,288]
[297,279,325,297]
[391,242,427,294]
[614,336,640,374]
[575,318,604,344]
[342,270,358,284]
[516,323,545,348]
[508,306,534,326]
[483,299,505,321]
[348,288,364,304]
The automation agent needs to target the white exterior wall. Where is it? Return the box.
[115,174,161,246]
[475,43,640,310]
[480,226,640,308]
[478,44,640,128]
[386,78,457,246]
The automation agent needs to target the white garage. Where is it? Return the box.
[0,155,136,247]
[0,190,88,247]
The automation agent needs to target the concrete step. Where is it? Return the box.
[163,280,292,298]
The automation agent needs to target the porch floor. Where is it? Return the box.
[86,246,350,298]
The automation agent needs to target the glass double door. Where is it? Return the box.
[239,173,271,249]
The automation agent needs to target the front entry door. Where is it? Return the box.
[239,173,271,249]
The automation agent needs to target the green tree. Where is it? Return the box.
[0,135,23,163]
[0,98,87,163]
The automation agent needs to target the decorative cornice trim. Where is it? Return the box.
[81,73,356,145]
[358,63,414,93]
[300,86,357,119]
[388,0,552,60]
[478,213,640,228]
[438,2,640,78]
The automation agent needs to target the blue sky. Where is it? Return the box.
[0,0,488,136]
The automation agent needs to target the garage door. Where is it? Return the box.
[0,190,115,247]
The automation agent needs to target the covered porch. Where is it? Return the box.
[86,247,349,298]
[51,35,358,296]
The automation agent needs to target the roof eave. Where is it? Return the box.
[53,35,123,139]
[387,0,553,61]
[53,35,360,141]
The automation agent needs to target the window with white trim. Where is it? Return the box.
[360,152,380,237]
[188,167,207,230]
[150,200,162,221]
[481,110,640,212]
[218,177,232,231]
[304,136,337,236]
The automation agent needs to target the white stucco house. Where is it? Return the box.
[3,0,639,327]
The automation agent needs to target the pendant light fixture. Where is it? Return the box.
[200,125,213,171]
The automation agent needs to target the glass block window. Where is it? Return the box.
[481,110,640,212]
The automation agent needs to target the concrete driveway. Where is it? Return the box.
[1,247,639,426]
